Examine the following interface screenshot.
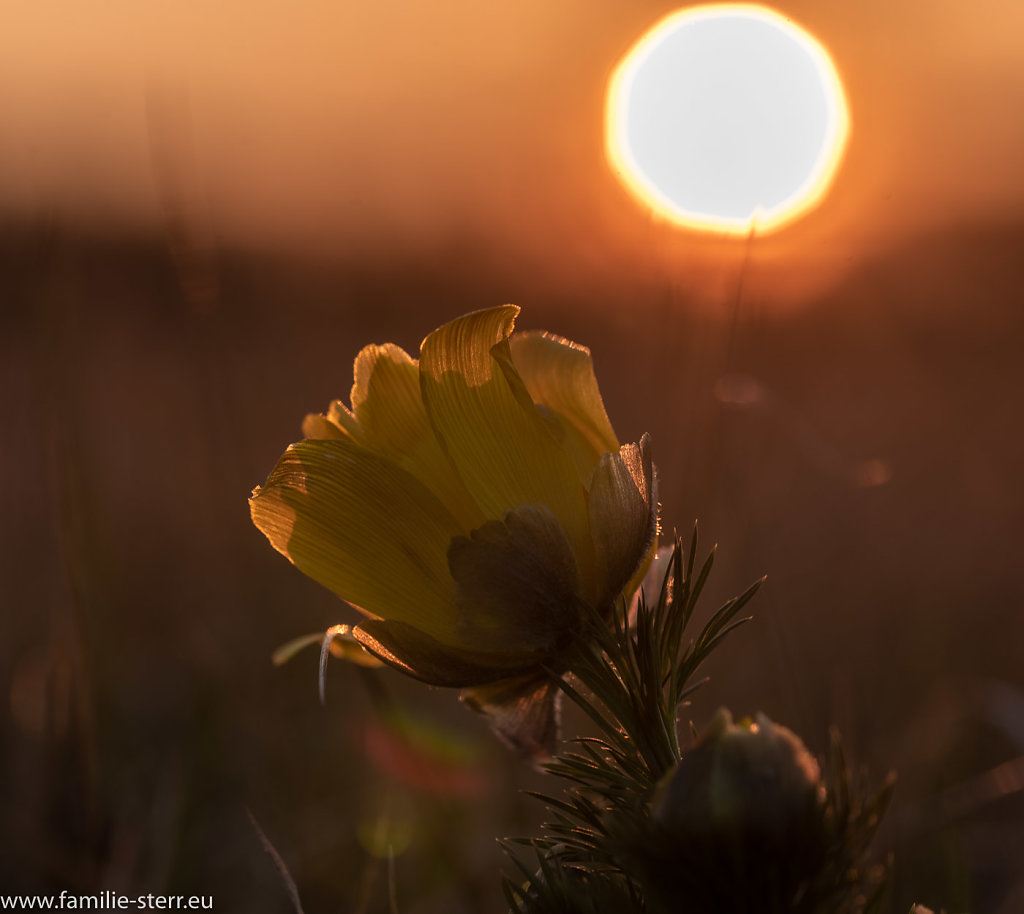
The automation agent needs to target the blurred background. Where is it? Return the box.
[2,1,1023,911]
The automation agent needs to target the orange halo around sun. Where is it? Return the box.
[605,4,850,236]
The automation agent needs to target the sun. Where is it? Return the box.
[605,4,850,236]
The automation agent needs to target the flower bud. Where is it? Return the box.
[621,709,833,913]
[654,707,825,841]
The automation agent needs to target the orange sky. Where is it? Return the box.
[2,0,1022,302]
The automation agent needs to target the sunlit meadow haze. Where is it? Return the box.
[606,4,849,235]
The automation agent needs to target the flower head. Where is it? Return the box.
[619,709,831,913]
[652,709,825,839]
[250,306,656,755]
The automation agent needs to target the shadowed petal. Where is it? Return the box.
[353,619,537,687]
[419,306,593,577]
[462,674,562,762]
[586,433,658,607]
[448,505,582,655]
[250,437,463,641]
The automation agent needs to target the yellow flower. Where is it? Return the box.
[250,306,656,756]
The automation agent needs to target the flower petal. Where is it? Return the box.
[249,437,464,641]
[419,306,593,575]
[302,412,347,440]
[509,331,619,482]
[586,433,658,608]
[350,343,424,443]
[448,504,582,655]
[353,619,536,686]
[304,343,484,530]
[356,623,561,759]
[462,674,561,762]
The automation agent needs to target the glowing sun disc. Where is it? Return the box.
[606,4,850,235]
